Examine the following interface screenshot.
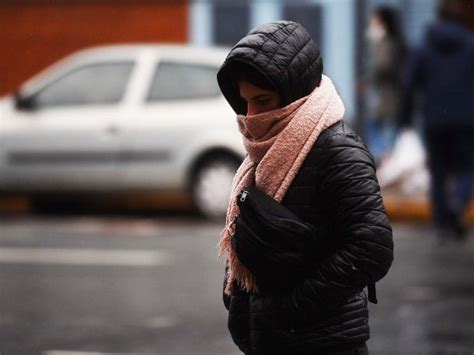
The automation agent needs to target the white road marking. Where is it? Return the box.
[0,247,172,266]
[403,285,440,301]
[144,315,178,329]
[44,352,157,355]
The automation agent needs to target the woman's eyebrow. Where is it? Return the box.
[252,94,270,100]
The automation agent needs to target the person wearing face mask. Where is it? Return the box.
[217,21,394,355]
[363,6,406,164]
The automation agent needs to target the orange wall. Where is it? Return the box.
[467,0,474,30]
[0,1,188,95]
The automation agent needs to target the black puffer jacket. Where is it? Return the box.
[218,21,394,355]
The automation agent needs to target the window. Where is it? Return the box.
[283,4,323,51]
[213,2,250,46]
[147,62,221,101]
[34,62,134,107]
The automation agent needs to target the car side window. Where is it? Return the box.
[33,62,134,107]
[147,61,220,101]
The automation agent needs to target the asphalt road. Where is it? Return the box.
[0,215,472,355]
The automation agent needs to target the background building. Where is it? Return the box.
[0,0,188,96]
[2,0,474,123]
[188,0,474,125]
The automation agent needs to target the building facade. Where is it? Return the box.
[0,0,188,96]
[3,0,473,123]
[188,0,474,123]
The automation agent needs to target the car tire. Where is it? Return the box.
[191,154,240,220]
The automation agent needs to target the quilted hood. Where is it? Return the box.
[217,21,323,115]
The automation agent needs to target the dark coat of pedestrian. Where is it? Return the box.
[216,21,394,355]
[398,0,474,241]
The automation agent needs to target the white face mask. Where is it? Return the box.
[366,24,387,42]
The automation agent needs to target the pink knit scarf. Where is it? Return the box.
[218,75,345,295]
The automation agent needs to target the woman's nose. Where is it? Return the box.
[247,104,257,116]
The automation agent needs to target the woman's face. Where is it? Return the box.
[238,80,281,116]
[367,15,386,42]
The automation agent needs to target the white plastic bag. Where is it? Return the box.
[377,129,430,195]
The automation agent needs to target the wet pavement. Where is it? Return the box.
[368,224,474,354]
[0,216,472,355]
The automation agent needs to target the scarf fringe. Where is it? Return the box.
[218,222,258,295]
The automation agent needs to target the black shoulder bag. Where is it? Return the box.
[231,185,317,292]
[231,185,378,302]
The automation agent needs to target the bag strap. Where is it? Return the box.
[368,282,378,304]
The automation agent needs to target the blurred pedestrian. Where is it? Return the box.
[217,21,394,355]
[363,6,406,165]
[398,0,474,242]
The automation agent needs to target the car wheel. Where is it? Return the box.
[191,155,240,220]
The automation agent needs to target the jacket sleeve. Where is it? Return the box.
[287,131,394,311]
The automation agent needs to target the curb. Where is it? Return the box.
[383,194,474,225]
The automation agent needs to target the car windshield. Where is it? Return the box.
[147,61,220,101]
[33,61,134,107]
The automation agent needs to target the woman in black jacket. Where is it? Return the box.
[217,21,394,355]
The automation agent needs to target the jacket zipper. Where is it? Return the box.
[239,190,249,202]
[227,190,249,228]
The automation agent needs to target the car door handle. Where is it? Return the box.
[106,125,120,135]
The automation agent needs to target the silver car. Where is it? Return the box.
[0,45,245,218]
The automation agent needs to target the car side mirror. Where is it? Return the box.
[14,91,37,111]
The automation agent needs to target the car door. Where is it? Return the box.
[0,60,135,192]
[114,56,224,191]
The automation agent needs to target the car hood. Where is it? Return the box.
[0,95,11,118]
